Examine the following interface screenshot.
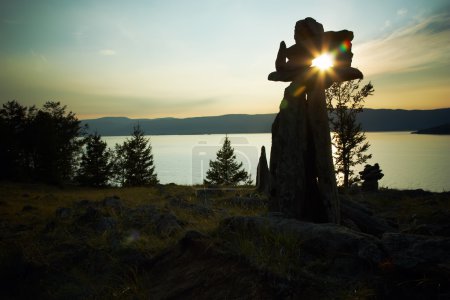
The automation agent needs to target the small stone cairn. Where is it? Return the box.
[359,163,384,191]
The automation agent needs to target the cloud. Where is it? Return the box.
[353,13,450,76]
[99,49,116,56]
[381,20,391,31]
[397,8,408,16]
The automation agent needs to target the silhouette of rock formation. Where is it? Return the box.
[359,163,384,191]
[256,146,270,195]
[268,18,363,223]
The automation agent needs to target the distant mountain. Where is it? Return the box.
[356,108,450,131]
[81,108,450,136]
[413,123,450,135]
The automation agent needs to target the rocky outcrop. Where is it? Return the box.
[168,197,214,217]
[219,215,450,298]
[341,196,395,237]
[256,146,270,195]
[220,215,386,279]
[50,196,185,238]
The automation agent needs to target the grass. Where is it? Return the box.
[353,188,450,230]
[219,220,304,280]
[0,181,267,299]
[1,182,448,299]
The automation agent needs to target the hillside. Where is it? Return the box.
[413,123,450,135]
[81,108,450,136]
[1,183,449,299]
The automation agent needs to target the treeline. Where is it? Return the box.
[0,100,158,186]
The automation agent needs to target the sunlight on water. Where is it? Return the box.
[103,132,450,192]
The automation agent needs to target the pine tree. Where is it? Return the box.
[29,101,83,184]
[77,132,113,187]
[113,125,159,186]
[0,101,28,180]
[205,136,252,186]
[326,79,374,188]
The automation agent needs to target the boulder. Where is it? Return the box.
[102,196,123,209]
[402,223,450,237]
[221,196,267,209]
[155,213,182,237]
[55,207,72,219]
[73,199,95,208]
[220,215,386,278]
[76,207,102,225]
[382,232,450,273]
[96,217,117,233]
[380,232,450,298]
[123,204,159,228]
[21,204,36,212]
[341,196,395,237]
[168,197,214,217]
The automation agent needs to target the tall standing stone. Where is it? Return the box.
[269,83,326,222]
[256,146,270,195]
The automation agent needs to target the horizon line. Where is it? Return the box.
[79,107,450,121]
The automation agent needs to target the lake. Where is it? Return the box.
[103,132,450,192]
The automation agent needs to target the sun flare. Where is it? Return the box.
[311,53,333,70]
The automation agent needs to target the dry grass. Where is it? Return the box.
[0,181,267,299]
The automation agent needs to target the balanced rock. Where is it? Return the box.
[268,18,366,224]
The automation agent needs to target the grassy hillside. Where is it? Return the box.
[1,182,449,299]
[0,182,265,299]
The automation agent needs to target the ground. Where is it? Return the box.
[0,182,449,299]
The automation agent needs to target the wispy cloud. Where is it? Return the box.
[353,13,450,76]
[380,20,392,31]
[397,8,408,16]
[99,49,116,56]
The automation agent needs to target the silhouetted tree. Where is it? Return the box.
[113,125,158,186]
[0,100,83,184]
[29,101,83,184]
[326,79,374,188]
[77,132,113,187]
[0,101,29,180]
[205,136,252,186]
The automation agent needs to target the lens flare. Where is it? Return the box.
[311,53,333,70]
[339,40,351,53]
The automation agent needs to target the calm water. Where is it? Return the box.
[103,132,450,192]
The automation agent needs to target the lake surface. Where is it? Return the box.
[103,132,450,192]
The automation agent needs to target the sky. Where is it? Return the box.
[1,0,449,119]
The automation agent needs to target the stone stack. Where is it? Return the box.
[268,17,364,224]
[359,163,384,191]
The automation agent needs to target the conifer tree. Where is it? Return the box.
[113,125,159,186]
[77,132,113,187]
[29,101,83,183]
[326,79,374,188]
[0,101,28,180]
[205,136,252,186]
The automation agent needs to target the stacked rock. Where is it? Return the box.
[359,163,384,191]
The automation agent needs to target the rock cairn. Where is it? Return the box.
[268,18,363,223]
[359,163,384,191]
